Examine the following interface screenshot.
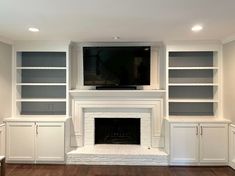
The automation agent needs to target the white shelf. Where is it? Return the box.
[168,67,218,70]
[166,117,231,123]
[4,117,69,122]
[16,98,66,102]
[168,83,218,86]
[70,89,166,93]
[16,83,66,86]
[69,89,166,99]
[16,67,67,70]
[168,99,218,103]
[167,51,220,117]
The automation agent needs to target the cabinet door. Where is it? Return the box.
[36,122,64,162]
[7,122,35,162]
[0,125,5,156]
[200,123,228,164]
[170,123,199,165]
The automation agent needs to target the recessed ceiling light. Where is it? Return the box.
[113,36,120,40]
[28,27,39,32]
[191,25,203,32]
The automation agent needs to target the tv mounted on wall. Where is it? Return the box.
[83,46,151,89]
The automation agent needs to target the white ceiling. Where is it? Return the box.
[0,0,235,42]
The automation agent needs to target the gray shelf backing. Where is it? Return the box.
[169,86,214,99]
[169,70,214,83]
[169,102,214,116]
[169,52,214,67]
[21,102,66,115]
[21,86,66,98]
[21,52,66,67]
[21,69,66,83]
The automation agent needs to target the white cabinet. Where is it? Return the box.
[6,121,64,163]
[6,122,35,162]
[200,124,228,163]
[170,123,199,164]
[0,125,6,156]
[170,123,228,165]
[36,123,64,162]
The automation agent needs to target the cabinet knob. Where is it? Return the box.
[200,126,203,136]
[196,126,199,135]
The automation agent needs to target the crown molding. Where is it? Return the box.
[0,35,13,45]
[222,34,235,44]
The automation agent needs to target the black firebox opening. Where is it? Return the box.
[95,118,140,145]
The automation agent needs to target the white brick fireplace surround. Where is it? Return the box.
[84,112,151,147]
[67,90,168,165]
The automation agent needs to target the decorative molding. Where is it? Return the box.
[70,89,166,99]
[222,35,235,44]
[0,36,13,45]
[164,40,221,47]
[229,124,235,169]
[0,125,5,155]
[70,99,164,148]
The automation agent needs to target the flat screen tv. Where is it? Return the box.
[83,46,151,88]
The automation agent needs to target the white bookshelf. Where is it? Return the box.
[166,48,221,117]
[14,51,69,116]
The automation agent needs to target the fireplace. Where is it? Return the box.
[95,118,140,145]
[84,112,152,147]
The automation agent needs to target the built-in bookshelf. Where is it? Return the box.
[15,52,68,115]
[167,50,220,117]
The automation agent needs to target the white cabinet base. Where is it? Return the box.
[170,123,199,165]
[229,125,235,169]
[6,121,65,163]
[36,123,64,162]
[200,123,228,164]
[6,122,35,162]
[169,122,228,166]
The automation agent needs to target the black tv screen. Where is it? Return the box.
[83,46,151,86]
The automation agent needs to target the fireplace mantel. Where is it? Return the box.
[70,89,165,148]
[70,89,165,99]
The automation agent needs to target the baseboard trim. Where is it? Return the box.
[230,160,235,169]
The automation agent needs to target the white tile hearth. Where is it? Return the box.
[67,145,168,165]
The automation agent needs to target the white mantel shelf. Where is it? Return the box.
[70,89,166,99]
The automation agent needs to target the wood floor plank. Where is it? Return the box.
[5,164,235,176]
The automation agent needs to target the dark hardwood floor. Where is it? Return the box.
[4,164,235,176]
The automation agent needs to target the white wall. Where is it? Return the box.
[0,41,12,123]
